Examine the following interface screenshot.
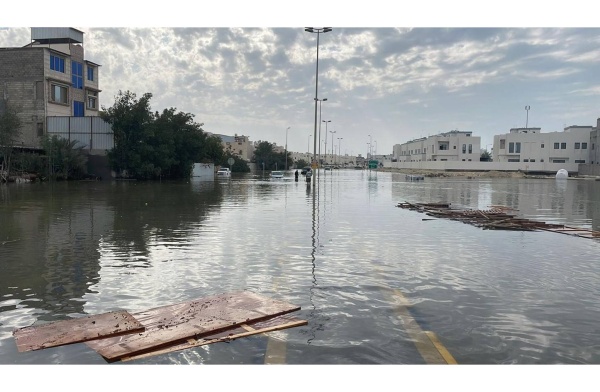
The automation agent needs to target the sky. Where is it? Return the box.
[2,2,600,160]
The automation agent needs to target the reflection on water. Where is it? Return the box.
[1,172,600,364]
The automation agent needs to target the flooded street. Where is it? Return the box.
[1,170,600,364]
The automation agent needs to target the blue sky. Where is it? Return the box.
[2,2,599,157]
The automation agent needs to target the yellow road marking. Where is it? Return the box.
[425,331,457,364]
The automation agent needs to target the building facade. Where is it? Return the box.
[492,126,593,165]
[0,27,101,148]
[393,131,481,163]
[211,133,254,161]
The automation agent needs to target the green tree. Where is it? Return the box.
[295,159,309,168]
[252,141,289,170]
[480,149,492,162]
[0,105,22,181]
[101,90,154,178]
[41,135,88,180]
[101,91,224,180]
[219,152,250,173]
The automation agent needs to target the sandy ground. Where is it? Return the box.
[377,167,532,178]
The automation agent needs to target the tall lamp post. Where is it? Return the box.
[330,129,336,165]
[305,27,332,171]
[285,126,290,170]
[337,137,343,165]
[368,134,372,158]
[525,105,530,128]
[307,134,312,154]
[316,98,327,166]
[322,120,331,164]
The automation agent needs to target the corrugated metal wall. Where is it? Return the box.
[47,116,114,151]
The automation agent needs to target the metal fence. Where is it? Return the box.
[47,116,114,151]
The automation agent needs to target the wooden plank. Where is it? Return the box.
[13,310,144,352]
[86,291,300,361]
[119,314,306,362]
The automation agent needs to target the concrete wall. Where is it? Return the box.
[384,159,581,174]
[0,48,46,147]
[578,164,600,176]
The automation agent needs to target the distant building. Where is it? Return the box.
[590,119,600,165]
[492,126,593,165]
[210,133,254,161]
[0,27,102,149]
[393,130,481,163]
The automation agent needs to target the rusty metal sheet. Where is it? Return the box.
[86,291,300,361]
[119,314,307,362]
[13,310,144,352]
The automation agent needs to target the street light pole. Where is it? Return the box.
[316,98,327,166]
[307,134,311,154]
[285,126,290,171]
[337,137,343,165]
[368,134,372,158]
[525,105,530,128]
[305,27,332,171]
[330,129,336,165]
[322,120,331,164]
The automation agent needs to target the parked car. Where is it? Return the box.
[301,166,311,175]
[270,171,284,179]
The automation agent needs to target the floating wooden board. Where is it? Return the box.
[13,310,144,352]
[86,291,301,361]
[119,313,307,362]
[398,201,600,240]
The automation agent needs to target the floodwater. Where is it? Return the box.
[1,170,600,365]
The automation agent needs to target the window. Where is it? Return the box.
[500,139,506,149]
[575,142,580,149]
[540,159,544,162]
[530,159,535,162]
[541,143,544,148]
[582,142,588,149]
[87,66,94,81]
[561,142,566,149]
[73,101,84,117]
[37,122,44,136]
[509,142,514,153]
[553,159,566,163]
[50,54,65,72]
[575,160,586,163]
[72,61,83,89]
[468,144,472,154]
[508,158,520,162]
[524,159,529,162]
[87,90,97,109]
[554,142,560,149]
[50,84,68,104]
[515,142,521,153]
[462,144,466,153]
[453,145,456,149]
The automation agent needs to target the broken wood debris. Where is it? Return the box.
[397,201,600,239]
[12,291,305,362]
[86,291,302,362]
[13,310,144,352]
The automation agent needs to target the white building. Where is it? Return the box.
[492,126,593,165]
[393,131,481,163]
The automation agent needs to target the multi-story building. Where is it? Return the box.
[590,119,600,165]
[393,131,481,163]
[210,134,254,161]
[492,126,593,165]
[0,27,101,148]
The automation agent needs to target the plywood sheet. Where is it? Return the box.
[13,310,144,352]
[86,291,300,361]
[119,314,307,362]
